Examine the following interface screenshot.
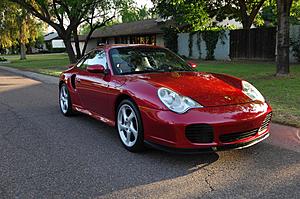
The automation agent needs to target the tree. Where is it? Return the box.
[153,0,210,31]
[261,0,300,26]
[153,0,267,30]
[207,0,266,29]
[0,0,41,59]
[10,0,122,63]
[119,0,151,23]
[276,0,293,75]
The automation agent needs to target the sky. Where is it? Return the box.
[135,0,153,8]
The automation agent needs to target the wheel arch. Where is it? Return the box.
[114,94,139,125]
[59,80,65,88]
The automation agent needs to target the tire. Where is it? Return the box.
[59,83,74,116]
[117,99,145,152]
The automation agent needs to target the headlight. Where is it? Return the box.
[157,87,203,113]
[242,81,265,102]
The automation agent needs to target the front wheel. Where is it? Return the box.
[117,99,144,152]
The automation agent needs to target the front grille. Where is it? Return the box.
[259,112,272,132]
[185,124,214,143]
[219,129,258,143]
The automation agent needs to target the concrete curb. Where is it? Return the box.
[0,65,58,85]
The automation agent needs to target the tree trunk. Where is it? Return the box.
[82,28,96,56]
[276,0,293,75]
[20,43,26,60]
[73,30,82,59]
[241,17,252,30]
[63,37,77,64]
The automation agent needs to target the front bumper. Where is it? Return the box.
[145,132,270,154]
[140,101,272,150]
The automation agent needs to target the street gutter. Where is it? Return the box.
[0,65,58,85]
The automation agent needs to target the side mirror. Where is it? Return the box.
[187,61,197,68]
[86,64,105,73]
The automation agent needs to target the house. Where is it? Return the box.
[72,19,174,54]
[43,32,66,52]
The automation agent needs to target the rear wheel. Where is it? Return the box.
[59,83,74,116]
[117,99,144,152]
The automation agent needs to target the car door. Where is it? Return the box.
[75,50,111,118]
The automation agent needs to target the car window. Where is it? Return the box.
[77,50,107,70]
[109,47,193,75]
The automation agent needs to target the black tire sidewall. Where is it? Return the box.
[117,99,144,152]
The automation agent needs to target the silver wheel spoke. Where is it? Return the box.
[63,88,67,98]
[119,123,127,130]
[126,131,131,143]
[128,112,134,121]
[64,102,68,110]
[122,108,127,120]
[117,104,139,147]
[130,123,137,138]
[60,86,69,114]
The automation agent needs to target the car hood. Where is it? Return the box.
[126,72,252,107]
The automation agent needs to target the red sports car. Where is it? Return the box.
[59,44,272,153]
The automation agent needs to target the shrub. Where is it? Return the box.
[0,57,7,62]
[291,39,300,62]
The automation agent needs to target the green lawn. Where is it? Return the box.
[2,53,69,76]
[1,54,299,127]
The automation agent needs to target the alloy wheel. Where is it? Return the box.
[117,104,139,147]
[60,86,69,114]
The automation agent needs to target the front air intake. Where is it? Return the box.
[185,124,214,143]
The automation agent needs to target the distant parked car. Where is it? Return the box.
[59,44,272,153]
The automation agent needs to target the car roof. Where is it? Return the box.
[95,44,162,50]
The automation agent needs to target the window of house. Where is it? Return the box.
[115,36,128,44]
[130,35,156,45]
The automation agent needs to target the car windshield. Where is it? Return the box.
[109,47,194,75]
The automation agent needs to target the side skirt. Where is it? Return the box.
[73,105,115,127]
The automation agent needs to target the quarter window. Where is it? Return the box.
[77,50,107,70]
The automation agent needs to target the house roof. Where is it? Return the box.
[91,19,173,39]
[44,32,60,41]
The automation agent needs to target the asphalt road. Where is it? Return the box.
[0,68,299,199]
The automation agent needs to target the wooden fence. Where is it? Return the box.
[229,27,276,60]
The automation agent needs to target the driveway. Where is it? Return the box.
[0,68,299,198]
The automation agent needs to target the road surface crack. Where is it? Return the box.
[203,168,215,193]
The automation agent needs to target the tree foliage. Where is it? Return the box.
[0,0,42,59]
[152,0,210,31]
[119,0,152,23]
[261,0,300,26]
[153,0,268,30]
[10,0,125,63]
[206,0,267,29]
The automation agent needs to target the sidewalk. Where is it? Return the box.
[0,65,58,85]
[268,123,300,153]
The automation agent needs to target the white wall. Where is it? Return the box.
[178,33,189,57]
[51,39,65,48]
[178,26,300,63]
[71,39,98,55]
[178,31,230,60]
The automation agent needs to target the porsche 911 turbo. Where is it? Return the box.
[59,44,272,153]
